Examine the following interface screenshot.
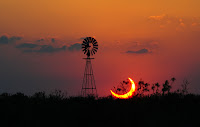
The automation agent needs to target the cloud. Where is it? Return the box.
[126,48,151,54]
[148,14,167,21]
[148,14,200,31]
[68,43,82,51]
[23,45,67,53]
[80,37,86,40]
[148,14,179,29]
[15,38,81,53]
[36,38,57,43]
[36,38,44,42]
[0,35,22,44]
[37,45,67,53]
[129,40,159,50]
[51,38,55,43]
[0,36,9,44]
[9,36,22,42]
[191,23,200,26]
[16,43,39,48]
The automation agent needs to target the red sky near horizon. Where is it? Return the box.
[0,0,200,96]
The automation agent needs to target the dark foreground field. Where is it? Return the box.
[0,92,200,127]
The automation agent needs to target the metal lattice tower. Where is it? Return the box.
[81,57,97,97]
[81,37,98,97]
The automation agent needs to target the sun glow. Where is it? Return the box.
[110,77,136,99]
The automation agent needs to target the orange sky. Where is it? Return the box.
[1,0,200,39]
[0,0,200,96]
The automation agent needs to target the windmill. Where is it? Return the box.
[81,37,98,97]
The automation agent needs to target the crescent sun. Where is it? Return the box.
[110,77,136,99]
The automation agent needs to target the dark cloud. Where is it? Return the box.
[51,38,55,43]
[16,40,81,53]
[126,48,150,54]
[9,36,22,42]
[22,43,81,53]
[68,43,82,51]
[0,36,9,44]
[16,43,39,48]
[23,45,67,53]
[37,45,67,53]
[36,38,44,42]
[0,35,22,44]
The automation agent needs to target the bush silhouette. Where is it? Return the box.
[0,77,199,127]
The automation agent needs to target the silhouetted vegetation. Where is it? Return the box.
[0,78,199,127]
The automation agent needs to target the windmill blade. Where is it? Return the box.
[82,44,88,47]
[88,37,92,41]
[91,37,94,41]
[92,40,97,44]
[82,43,87,46]
[82,48,86,52]
[82,42,88,46]
[93,48,97,52]
[92,50,96,54]
[86,37,89,42]
[84,38,88,42]
[83,40,87,44]
[93,40,97,43]
[84,49,88,54]
[91,38,96,43]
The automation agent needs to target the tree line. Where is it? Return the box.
[113,77,190,96]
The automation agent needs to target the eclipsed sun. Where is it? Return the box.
[110,77,136,99]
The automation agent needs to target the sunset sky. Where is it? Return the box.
[0,0,200,96]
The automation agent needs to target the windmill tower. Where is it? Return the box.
[81,37,98,97]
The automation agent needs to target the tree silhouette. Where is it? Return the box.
[155,82,160,94]
[136,80,150,96]
[181,79,189,95]
[169,77,176,93]
[33,91,46,99]
[143,83,150,93]
[162,80,169,95]
[137,80,144,96]
[171,77,176,83]
[115,80,130,94]
[151,84,155,94]
[49,90,66,100]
